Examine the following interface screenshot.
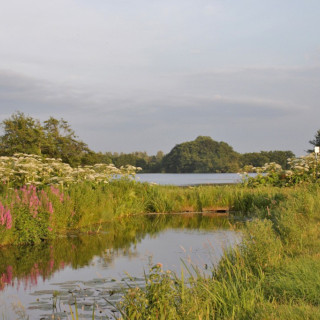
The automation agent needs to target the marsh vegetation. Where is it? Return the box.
[0,114,320,318]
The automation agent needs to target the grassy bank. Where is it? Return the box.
[118,183,320,319]
[0,178,290,246]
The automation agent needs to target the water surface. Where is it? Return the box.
[136,173,255,186]
[0,214,240,319]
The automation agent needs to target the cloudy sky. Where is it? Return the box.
[0,0,319,156]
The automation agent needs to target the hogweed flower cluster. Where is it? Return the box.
[0,153,141,188]
[242,153,320,186]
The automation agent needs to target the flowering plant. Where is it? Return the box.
[0,153,141,188]
[242,153,319,187]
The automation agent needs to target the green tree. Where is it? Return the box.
[262,150,294,169]
[162,136,240,173]
[147,151,164,172]
[0,112,92,167]
[308,129,320,153]
[241,152,269,168]
[0,112,44,156]
[113,153,139,167]
[42,117,90,167]
[81,151,112,166]
[241,150,294,169]
[109,151,164,172]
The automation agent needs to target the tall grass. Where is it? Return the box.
[0,178,308,246]
[118,184,320,319]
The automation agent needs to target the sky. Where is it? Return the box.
[0,0,319,156]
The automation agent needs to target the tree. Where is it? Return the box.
[162,136,240,173]
[0,112,91,167]
[241,152,269,168]
[0,112,44,156]
[262,150,294,169]
[241,150,294,169]
[81,151,112,166]
[42,117,90,167]
[308,129,320,153]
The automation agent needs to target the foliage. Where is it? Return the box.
[1,112,297,173]
[242,153,320,187]
[308,129,320,153]
[0,111,44,156]
[0,112,91,167]
[0,166,293,246]
[108,148,294,174]
[0,153,139,188]
[0,186,52,245]
[108,150,164,173]
[241,150,294,170]
[2,181,320,318]
[119,184,320,319]
[161,136,240,173]
[41,116,90,167]
[0,156,305,247]
[0,153,141,245]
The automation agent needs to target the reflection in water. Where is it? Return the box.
[0,214,240,319]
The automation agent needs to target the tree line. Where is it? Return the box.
[0,112,299,172]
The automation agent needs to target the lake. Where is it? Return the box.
[0,214,240,319]
[136,173,255,186]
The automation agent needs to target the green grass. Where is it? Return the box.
[1,180,291,245]
[117,183,320,319]
[0,178,314,246]
[2,180,320,319]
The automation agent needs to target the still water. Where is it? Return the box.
[136,173,254,186]
[0,214,240,319]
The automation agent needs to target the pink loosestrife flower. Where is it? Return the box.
[0,202,5,225]
[48,202,54,214]
[15,190,21,202]
[4,209,12,229]
[50,186,64,203]
[17,185,55,217]
[0,201,12,229]
[9,185,57,222]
